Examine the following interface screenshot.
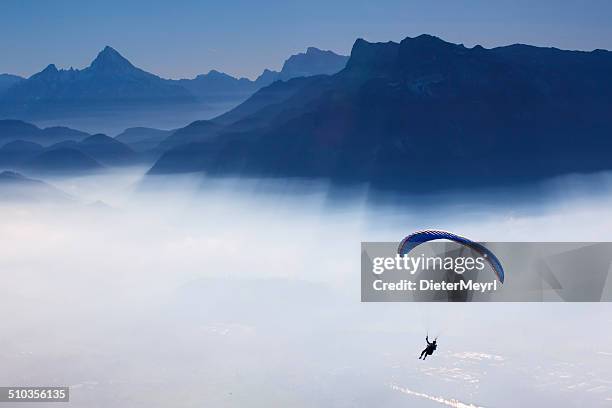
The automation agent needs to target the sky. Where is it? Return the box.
[1,0,612,79]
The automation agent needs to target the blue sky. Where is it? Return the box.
[2,0,611,79]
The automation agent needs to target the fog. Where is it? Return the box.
[26,102,239,136]
[1,169,611,407]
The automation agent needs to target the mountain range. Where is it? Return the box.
[0,46,349,133]
[149,34,612,190]
[1,47,194,108]
[2,34,611,191]
[0,119,90,145]
[0,129,139,173]
[172,47,347,105]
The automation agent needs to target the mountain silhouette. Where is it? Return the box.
[176,47,348,103]
[1,130,138,170]
[27,148,104,173]
[244,47,349,86]
[89,46,138,74]
[1,47,194,112]
[178,70,259,103]
[0,46,348,133]
[47,133,137,166]
[150,35,612,190]
[0,119,89,146]
[0,140,44,166]
[277,47,349,80]
[254,69,280,86]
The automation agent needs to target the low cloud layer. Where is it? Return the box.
[0,170,611,407]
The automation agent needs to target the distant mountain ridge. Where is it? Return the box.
[0,123,138,172]
[27,148,104,173]
[276,47,349,80]
[0,46,349,133]
[49,134,137,166]
[176,47,348,101]
[1,46,194,110]
[149,34,612,190]
[0,119,89,145]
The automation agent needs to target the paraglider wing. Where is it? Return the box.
[397,230,504,283]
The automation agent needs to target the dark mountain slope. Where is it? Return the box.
[157,120,223,151]
[150,35,612,190]
[161,76,334,151]
[212,76,331,127]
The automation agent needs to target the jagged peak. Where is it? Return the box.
[27,63,61,80]
[304,46,343,56]
[191,70,238,81]
[99,45,123,57]
[89,46,136,72]
[206,69,233,78]
[255,68,279,83]
[41,64,58,73]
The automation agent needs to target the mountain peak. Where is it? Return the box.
[412,34,445,42]
[347,35,463,73]
[400,34,458,51]
[27,64,60,81]
[43,63,58,72]
[279,47,349,80]
[89,46,136,72]
[205,69,233,79]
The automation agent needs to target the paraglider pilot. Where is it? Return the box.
[419,335,437,360]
